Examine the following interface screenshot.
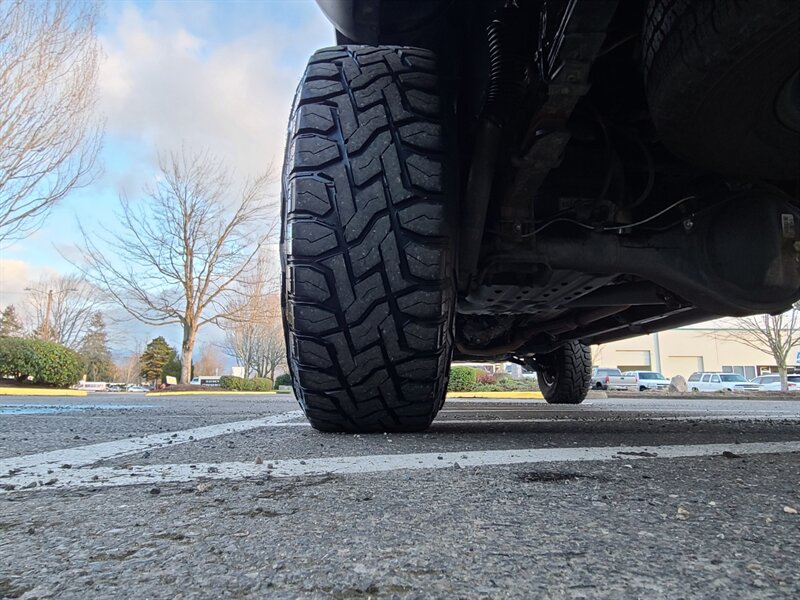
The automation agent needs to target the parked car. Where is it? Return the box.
[687,372,762,393]
[126,385,149,393]
[591,368,636,391]
[750,374,800,392]
[622,371,671,392]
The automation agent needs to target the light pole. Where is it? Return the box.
[23,286,78,342]
[24,287,54,341]
[653,331,663,374]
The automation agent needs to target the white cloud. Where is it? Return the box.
[0,259,59,310]
[98,4,332,182]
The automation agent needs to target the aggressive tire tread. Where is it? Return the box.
[537,341,592,405]
[282,46,455,432]
[642,0,799,178]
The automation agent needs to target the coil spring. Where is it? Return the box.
[484,9,527,124]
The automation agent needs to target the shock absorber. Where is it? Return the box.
[459,1,533,291]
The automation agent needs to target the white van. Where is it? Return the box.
[75,381,108,392]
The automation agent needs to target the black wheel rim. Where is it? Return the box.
[540,370,556,387]
[776,69,800,133]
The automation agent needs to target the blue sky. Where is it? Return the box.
[0,0,334,354]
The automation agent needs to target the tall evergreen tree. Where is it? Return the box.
[0,305,23,337]
[163,348,183,382]
[139,336,172,385]
[78,312,114,381]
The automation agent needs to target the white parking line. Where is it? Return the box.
[0,411,304,475]
[435,415,800,425]
[4,440,799,492]
[444,399,574,405]
[441,407,799,414]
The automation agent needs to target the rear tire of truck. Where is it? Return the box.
[643,0,800,179]
[535,341,592,405]
[281,46,456,433]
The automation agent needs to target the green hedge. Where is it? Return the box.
[274,373,292,387]
[219,375,273,391]
[0,337,36,381]
[447,366,540,392]
[0,337,83,387]
[448,366,478,391]
[472,378,540,392]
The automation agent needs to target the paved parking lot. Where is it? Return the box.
[1,393,799,599]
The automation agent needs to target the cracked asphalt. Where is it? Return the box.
[1,393,799,599]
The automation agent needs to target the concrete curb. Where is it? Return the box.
[606,392,800,401]
[447,390,607,400]
[0,388,88,397]
[145,390,289,397]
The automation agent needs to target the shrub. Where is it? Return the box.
[219,375,273,391]
[473,377,540,392]
[448,366,478,391]
[252,377,274,391]
[475,370,496,385]
[0,337,36,382]
[274,373,292,387]
[0,337,83,387]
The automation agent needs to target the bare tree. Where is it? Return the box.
[220,261,267,378]
[251,317,286,381]
[76,148,275,383]
[114,352,139,384]
[194,342,225,377]
[25,273,99,349]
[223,320,260,378]
[220,254,286,377]
[114,338,146,384]
[717,306,800,391]
[220,261,285,380]
[0,0,102,244]
[223,312,286,380]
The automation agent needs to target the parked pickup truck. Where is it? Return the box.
[622,371,672,392]
[591,368,636,391]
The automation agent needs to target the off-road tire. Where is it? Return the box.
[536,341,592,405]
[281,46,456,433]
[643,0,800,179]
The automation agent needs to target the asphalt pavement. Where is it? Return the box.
[1,393,799,599]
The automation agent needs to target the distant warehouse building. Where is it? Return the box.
[591,324,800,381]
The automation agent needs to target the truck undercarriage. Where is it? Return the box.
[282,0,800,431]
